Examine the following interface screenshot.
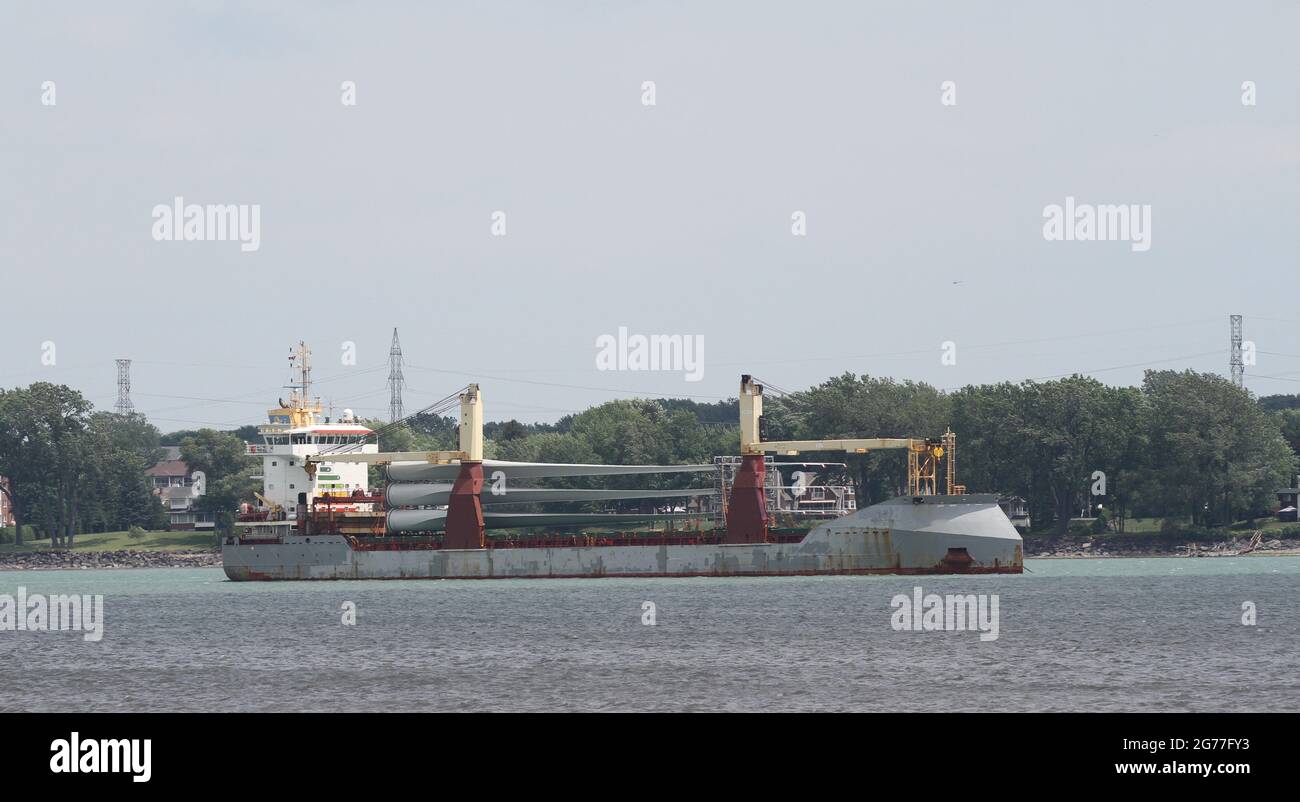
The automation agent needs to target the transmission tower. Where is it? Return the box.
[1230,314,1243,389]
[388,328,405,422]
[115,359,134,414]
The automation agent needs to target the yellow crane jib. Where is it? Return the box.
[304,384,485,476]
[735,374,960,497]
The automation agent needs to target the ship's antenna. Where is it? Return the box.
[286,341,314,408]
[286,345,297,403]
[114,358,134,414]
[388,327,405,423]
[300,340,313,404]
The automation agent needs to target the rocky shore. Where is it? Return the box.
[1022,534,1300,559]
[0,550,223,570]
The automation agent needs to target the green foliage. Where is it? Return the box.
[1258,394,1300,413]
[0,528,212,553]
[949,371,1294,533]
[1273,408,1300,456]
[769,373,951,504]
[6,367,1298,545]
[1090,509,1110,535]
[127,525,147,540]
[1142,371,1295,526]
[0,525,39,545]
[0,385,168,545]
[180,429,258,535]
[384,371,1295,532]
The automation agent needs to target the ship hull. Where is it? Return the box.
[222,495,1022,581]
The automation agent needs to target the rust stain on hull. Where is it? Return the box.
[225,564,1023,581]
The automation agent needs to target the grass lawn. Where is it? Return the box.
[1032,516,1300,538]
[1119,518,1165,533]
[0,529,216,553]
[1121,517,1294,534]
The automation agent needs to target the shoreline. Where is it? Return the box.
[0,550,222,571]
[1025,549,1300,559]
[1022,534,1300,559]
[3,537,1300,570]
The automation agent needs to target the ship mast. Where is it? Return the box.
[284,342,322,426]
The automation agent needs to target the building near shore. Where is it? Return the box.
[0,477,14,528]
[1277,477,1300,523]
[146,447,213,531]
[999,495,1031,532]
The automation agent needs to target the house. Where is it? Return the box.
[999,495,1032,532]
[0,477,14,528]
[1276,476,1300,523]
[146,447,214,531]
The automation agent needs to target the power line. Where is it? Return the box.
[318,385,469,456]
[709,316,1225,368]
[137,364,389,416]
[934,349,1226,391]
[1027,350,1225,382]
[403,363,730,400]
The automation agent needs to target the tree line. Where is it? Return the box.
[0,383,255,544]
[379,369,1297,533]
[3,369,1296,542]
[0,384,164,544]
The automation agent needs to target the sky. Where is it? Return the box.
[1,1,1297,429]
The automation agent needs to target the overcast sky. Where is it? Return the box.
[2,1,1297,429]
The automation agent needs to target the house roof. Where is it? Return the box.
[147,461,189,478]
[146,449,189,477]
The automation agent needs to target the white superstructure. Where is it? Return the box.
[246,343,379,518]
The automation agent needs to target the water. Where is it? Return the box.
[2,557,1297,711]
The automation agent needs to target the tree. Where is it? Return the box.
[776,374,951,504]
[1142,371,1296,526]
[1274,408,1300,458]
[950,382,1034,500]
[0,383,93,546]
[1258,394,1300,413]
[491,420,529,442]
[181,430,258,535]
[949,378,1145,533]
[78,413,167,533]
[0,388,42,546]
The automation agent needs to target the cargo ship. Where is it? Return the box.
[223,348,1022,580]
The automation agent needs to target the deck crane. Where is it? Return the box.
[304,384,488,548]
[725,375,961,544]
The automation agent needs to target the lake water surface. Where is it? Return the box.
[3,557,1297,711]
